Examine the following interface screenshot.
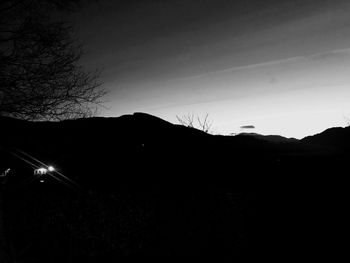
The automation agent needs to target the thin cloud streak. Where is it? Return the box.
[177,47,350,82]
[143,47,350,112]
[240,125,255,129]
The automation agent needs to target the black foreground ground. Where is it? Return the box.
[0,113,347,260]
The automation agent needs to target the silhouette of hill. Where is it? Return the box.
[301,126,350,152]
[0,113,347,260]
[237,132,299,143]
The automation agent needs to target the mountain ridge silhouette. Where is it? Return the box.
[0,112,347,259]
[236,132,299,143]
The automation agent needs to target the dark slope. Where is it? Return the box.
[1,114,347,259]
[237,132,298,143]
[1,112,273,188]
[301,126,350,152]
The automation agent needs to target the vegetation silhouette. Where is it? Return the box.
[0,113,347,259]
[0,1,105,261]
[0,0,105,121]
[176,113,213,134]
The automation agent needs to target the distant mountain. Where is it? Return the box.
[2,113,350,166]
[2,113,350,161]
[300,126,350,153]
[0,112,212,185]
[236,132,299,143]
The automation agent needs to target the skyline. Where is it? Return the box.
[70,0,350,138]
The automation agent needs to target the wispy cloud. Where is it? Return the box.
[180,47,350,81]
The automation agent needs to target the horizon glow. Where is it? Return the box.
[72,0,350,139]
[104,48,350,139]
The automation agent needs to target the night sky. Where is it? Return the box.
[71,0,350,138]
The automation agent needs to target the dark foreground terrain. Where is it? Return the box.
[0,113,348,260]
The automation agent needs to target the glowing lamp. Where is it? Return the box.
[48,166,55,172]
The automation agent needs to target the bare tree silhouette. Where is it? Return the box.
[176,113,213,133]
[0,1,105,261]
[0,0,105,121]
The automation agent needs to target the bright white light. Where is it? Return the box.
[48,166,55,172]
[40,180,45,183]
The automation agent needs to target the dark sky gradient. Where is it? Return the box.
[71,0,350,138]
